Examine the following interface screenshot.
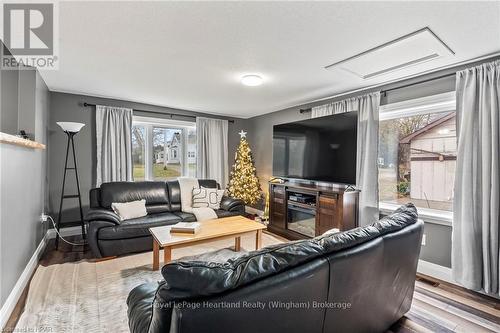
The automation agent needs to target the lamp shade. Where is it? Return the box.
[57,122,85,133]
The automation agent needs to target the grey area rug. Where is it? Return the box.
[15,233,283,332]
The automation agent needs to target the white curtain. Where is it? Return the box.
[453,60,500,295]
[311,92,380,226]
[311,99,357,117]
[196,117,229,188]
[95,105,133,186]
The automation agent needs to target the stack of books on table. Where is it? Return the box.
[170,222,201,234]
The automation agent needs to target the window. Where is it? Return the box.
[132,125,146,181]
[132,117,196,181]
[378,92,456,213]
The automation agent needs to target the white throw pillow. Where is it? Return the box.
[322,228,340,236]
[192,187,225,209]
[111,199,147,221]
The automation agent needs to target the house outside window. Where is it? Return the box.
[378,92,456,218]
[132,116,196,181]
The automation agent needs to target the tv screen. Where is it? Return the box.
[272,111,358,184]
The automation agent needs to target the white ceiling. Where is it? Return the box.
[40,1,500,118]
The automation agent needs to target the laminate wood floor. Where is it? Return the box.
[390,276,500,333]
[5,235,500,333]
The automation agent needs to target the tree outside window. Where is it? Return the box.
[378,111,456,211]
[132,119,196,181]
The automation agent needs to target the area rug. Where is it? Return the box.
[15,233,283,332]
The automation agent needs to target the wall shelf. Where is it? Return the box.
[0,132,46,150]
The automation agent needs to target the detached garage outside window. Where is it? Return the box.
[378,92,456,214]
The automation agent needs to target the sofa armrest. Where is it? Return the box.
[220,196,245,212]
[86,220,119,258]
[85,208,121,225]
[128,282,173,333]
[127,283,160,333]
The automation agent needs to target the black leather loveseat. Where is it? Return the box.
[86,179,244,258]
[127,203,423,333]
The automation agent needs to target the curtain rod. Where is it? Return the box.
[82,102,235,124]
[299,72,456,114]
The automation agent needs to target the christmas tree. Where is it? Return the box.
[226,131,262,205]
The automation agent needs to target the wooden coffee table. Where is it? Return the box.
[149,215,267,270]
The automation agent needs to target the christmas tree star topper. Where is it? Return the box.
[238,130,247,138]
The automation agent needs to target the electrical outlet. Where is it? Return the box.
[40,213,49,224]
[421,234,426,246]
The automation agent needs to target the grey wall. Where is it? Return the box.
[0,70,49,308]
[0,43,42,138]
[0,45,19,135]
[421,223,452,268]
[48,92,249,222]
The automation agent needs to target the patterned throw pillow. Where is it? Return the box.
[192,187,225,209]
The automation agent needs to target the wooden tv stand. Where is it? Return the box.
[268,181,359,240]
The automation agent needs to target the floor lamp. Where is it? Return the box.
[56,122,86,249]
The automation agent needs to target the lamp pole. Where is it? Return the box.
[55,122,86,250]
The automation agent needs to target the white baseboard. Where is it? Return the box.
[417,259,453,284]
[0,226,82,330]
[0,233,48,329]
[46,226,84,239]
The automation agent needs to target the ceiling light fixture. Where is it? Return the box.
[241,74,263,86]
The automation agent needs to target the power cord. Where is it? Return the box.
[42,214,87,247]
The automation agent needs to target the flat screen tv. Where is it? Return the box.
[272,111,358,185]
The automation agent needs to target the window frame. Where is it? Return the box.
[132,116,196,181]
[378,91,456,226]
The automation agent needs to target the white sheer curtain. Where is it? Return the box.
[311,92,380,226]
[453,60,500,295]
[196,117,229,188]
[95,105,133,186]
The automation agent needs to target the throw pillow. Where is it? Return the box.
[192,187,225,209]
[322,228,340,236]
[111,199,147,221]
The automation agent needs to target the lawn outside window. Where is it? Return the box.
[132,116,196,181]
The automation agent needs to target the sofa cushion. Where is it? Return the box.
[214,209,240,218]
[161,240,322,301]
[198,179,218,189]
[160,203,418,301]
[146,204,171,215]
[318,203,419,253]
[100,181,169,212]
[99,212,182,240]
[172,211,197,222]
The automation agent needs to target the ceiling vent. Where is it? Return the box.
[325,27,454,79]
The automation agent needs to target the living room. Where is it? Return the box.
[1,1,499,332]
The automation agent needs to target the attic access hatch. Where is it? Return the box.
[325,27,455,80]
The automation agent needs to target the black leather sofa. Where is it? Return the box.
[85,179,245,258]
[127,203,423,333]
